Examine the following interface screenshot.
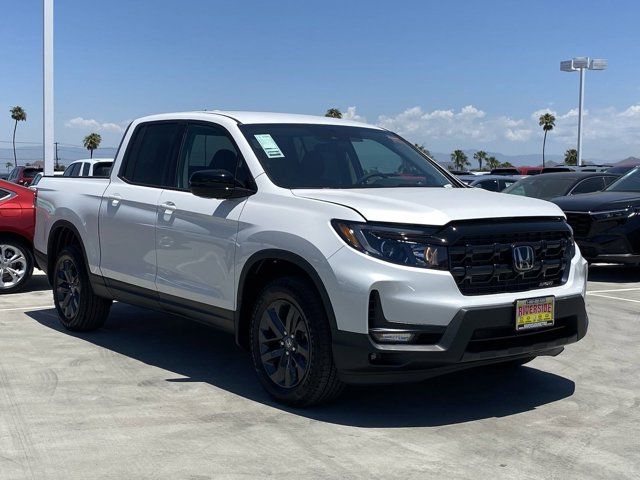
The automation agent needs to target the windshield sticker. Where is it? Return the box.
[254,134,285,158]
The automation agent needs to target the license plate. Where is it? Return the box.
[515,296,555,331]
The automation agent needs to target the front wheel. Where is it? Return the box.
[53,245,112,331]
[250,277,344,406]
[0,240,34,294]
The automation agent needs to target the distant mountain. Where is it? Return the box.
[613,156,640,167]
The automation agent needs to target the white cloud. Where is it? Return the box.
[342,106,366,123]
[65,117,125,133]
[367,103,640,159]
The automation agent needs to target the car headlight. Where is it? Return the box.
[331,220,448,269]
[591,207,640,221]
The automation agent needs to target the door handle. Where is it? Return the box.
[108,193,122,207]
[161,201,177,213]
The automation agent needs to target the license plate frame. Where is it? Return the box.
[515,296,555,332]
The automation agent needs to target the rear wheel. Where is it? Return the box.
[53,245,111,331]
[0,240,34,294]
[250,277,344,406]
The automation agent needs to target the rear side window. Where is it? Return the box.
[120,122,182,188]
[82,163,91,176]
[92,162,113,177]
[571,177,605,194]
[0,188,11,201]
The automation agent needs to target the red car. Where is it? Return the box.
[7,166,43,186]
[0,180,35,293]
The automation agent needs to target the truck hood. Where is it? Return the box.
[552,191,640,212]
[292,187,564,225]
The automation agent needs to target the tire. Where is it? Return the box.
[53,245,111,331]
[0,238,34,294]
[250,277,344,406]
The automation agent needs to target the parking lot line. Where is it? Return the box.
[588,287,640,294]
[587,293,640,304]
[0,305,54,312]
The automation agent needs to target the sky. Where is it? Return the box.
[1,0,640,163]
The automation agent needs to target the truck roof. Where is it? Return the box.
[135,111,380,129]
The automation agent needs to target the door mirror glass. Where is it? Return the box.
[189,169,237,199]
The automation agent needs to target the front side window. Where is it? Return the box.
[120,122,182,188]
[571,177,605,194]
[63,163,81,177]
[175,123,248,190]
[239,124,454,189]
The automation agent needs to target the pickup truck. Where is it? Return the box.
[34,111,589,406]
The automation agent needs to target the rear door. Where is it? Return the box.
[155,121,252,316]
[99,121,183,292]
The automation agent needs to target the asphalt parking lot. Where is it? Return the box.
[1,269,638,480]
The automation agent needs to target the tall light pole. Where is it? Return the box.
[560,57,607,166]
[43,0,54,176]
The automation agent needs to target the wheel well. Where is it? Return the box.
[236,257,330,350]
[47,225,82,282]
[0,231,32,250]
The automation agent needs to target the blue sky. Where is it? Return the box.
[1,0,640,161]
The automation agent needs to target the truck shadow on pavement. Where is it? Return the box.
[28,303,575,428]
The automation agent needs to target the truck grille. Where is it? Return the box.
[447,220,573,296]
[564,212,592,237]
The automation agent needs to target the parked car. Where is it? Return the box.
[457,174,521,191]
[490,167,520,175]
[7,166,43,186]
[518,166,543,175]
[541,165,611,174]
[29,171,64,190]
[63,158,114,177]
[35,111,588,406]
[503,172,619,200]
[552,167,640,264]
[0,180,35,293]
[606,165,640,175]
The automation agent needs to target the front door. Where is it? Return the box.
[155,122,250,315]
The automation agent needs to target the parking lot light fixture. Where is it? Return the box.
[560,57,607,166]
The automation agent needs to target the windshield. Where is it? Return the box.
[503,175,576,199]
[23,168,41,178]
[606,167,640,192]
[239,124,455,189]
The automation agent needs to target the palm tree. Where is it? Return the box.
[486,156,500,170]
[5,161,13,172]
[538,113,556,168]
[325,108,342,119]
[414,143,432,157]
[473,150,488,171]
[450,149,469,171]
[500,161,514,168]
[564,148,578,166]
[10,106,27,167]
[83,133,102,158]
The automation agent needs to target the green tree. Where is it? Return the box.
[414,143,432,157]
[486,156,500,170]
[564,148,578,166]
[10,106,27,167]
[500,161,514,168]
[5,161,13,172]
[325,108,342,119]
[538,112,556,168]
[83,133,102,158]
[473,150,488,171]
[450,149,469,171]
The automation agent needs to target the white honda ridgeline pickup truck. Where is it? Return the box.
[34,111,589,406]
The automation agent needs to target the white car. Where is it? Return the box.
[34,111,589,406]
[62,158,114,177]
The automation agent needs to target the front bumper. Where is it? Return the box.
[332,294,588,384]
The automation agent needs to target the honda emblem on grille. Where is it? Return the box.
[513,245,535,272]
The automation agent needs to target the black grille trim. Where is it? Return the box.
[444,219,573,296]
[564,212,593,237]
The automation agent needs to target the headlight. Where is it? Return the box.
[331,220,448,269]
[591,207,640,221]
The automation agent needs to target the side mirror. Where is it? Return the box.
[189,169,255,199]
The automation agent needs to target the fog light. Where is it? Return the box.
[370,330,416,344]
